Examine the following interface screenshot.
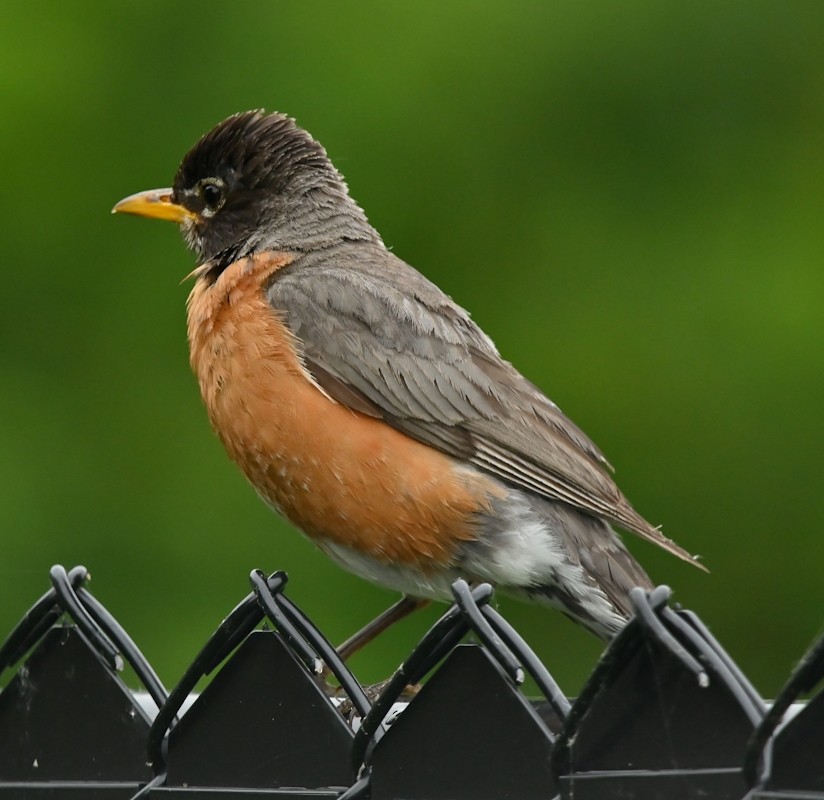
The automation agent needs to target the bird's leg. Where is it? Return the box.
[324,595,430,710]
[336,595,430,661]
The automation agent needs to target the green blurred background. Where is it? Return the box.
[2,1,823,697]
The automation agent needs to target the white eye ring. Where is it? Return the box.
[197,178,226,217]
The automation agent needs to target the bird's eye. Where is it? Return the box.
[197,178,225,213]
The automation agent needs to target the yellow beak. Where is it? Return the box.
[112,188,197,224]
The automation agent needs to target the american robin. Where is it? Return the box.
[114,111,703,653]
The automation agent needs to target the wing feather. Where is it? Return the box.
[267,247,702,569]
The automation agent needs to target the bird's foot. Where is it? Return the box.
[319,675,421,716]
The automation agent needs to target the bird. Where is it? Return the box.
[113,110,703,654]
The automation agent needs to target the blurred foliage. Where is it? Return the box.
[1,0,824,697]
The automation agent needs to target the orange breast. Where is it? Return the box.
[186,252,501,567]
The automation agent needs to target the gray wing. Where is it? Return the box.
[267,247,699,567]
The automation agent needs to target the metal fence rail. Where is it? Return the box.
[0,565,822,799]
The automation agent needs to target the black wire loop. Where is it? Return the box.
[49,565,123,670]
[145,569,371,778]
[350,578,570,783]
[552,584,768,781]
[0,564,168,715]
[630,585,708,686]
[451,580,523,683]
[249,569,320,672]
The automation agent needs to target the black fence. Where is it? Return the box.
[1,565,823,799]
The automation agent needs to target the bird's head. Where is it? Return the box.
[113,110,377,276]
